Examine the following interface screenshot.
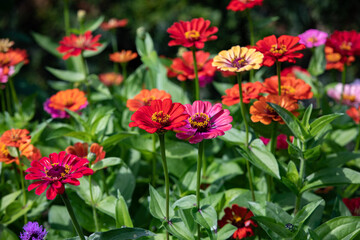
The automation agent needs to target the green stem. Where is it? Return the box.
[16,148,27,223]
[9,78,20,113]
[111,29,119,73]
[340,64,347,104]
[63,0,70,36]
[80,53,90,105]
[276,61,282,96]
[158,134,169,240]
[5,83,12,115]
[60,192,86,240]
[245,158,256,201]
[197,141,204,240]
[0,87,5,112]
[355,123,360,151]
[152,134,157,186]
[89,175,99,232]
[267,123,278,202]
[191,48,200,100]
[121,63,127,82]
[294,157,306,214]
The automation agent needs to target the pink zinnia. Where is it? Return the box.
[25,151,93,200]
[327,80,360,107]
[176,101,233,144]
[298,29,328,48]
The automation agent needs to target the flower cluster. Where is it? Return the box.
[0,48,29,84]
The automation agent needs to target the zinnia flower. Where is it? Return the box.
[57,31,102,60]
[167,18,218,49]
[346,107,360,124]
[298,29,328,48]
[167,50,216,86]
[0,141,39,165]
[255,35,306,67]
[281,66,310,78]
[325,46,355,71]
[100,18,128,30]
[343,197,360,216]
[99,72,123,86]
[212,45,264,72]
[44,88,88,119]
[126,89,171,112]
[326,30,360,63]
[175,101,233,144]
[129,99,188,134]
[222,82,264,106]
[250,95,300,125]
[259,134,293,149]
[218,204,257,239]
[0,129,31,148]
[109,50,137,63]
[0,48,28,83]
[19,221,47,240]
[25,151,94,200]
[0,38,14,52]
[65,142,106,165]
[226,0,263,11]
[327,81,360,107]
[263,75,313,100]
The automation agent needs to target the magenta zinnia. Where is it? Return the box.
[176,101,233,144]
[25,151,93,200]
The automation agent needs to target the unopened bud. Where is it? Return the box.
[87,152,96,163]
[77,10,86,23]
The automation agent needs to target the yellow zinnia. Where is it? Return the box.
[212,45,264,72]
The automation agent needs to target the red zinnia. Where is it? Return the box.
[281,66,310,78]
[167,50,216,86]
[100,18,128,31]
[0,129,31,148]
[255,35,306,67]
[25,151,94,200]
[57,31,102,60]
[218,204,257,239]
[129,99,189,134]
[343,197,360,216]
[326,30,360,63]
[167,18,218,49]
[227,0,263,11]
[222,82,264,106]
[346,107,360,124]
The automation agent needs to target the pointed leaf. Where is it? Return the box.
[315,216,360,240]
[310,113,343,137]
[46,67,85,82]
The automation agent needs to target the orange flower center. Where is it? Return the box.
[0,144,9,156]
[340,41,352,51]
[185,30,200,41]
[143,96,156,106]
[307,37,318,43]
[46,163,70,179]
[75,36,86,48]
[65,99,74,108]
[151,111,171,125]
[10,132,22,144]
[281,85,296,94]
[189,113,210,131]
[270,44,287,54]
[342,94,356,102]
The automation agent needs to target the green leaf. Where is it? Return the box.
[0,190,21,212]
[115,190,133,228]
[165,141,197,158]
[30,119,52,144]
[70,177,102,204]
[301,104,313,129]
[1,200,33,225]
[32,32,62,57]
[219,128,248,147]
[315,216,360,240]
[84,42,108,58]
[46,125,75,141]
[64,131,93,142]
[172,195,197,210]
[268,102,309,141]
[301,168,360,193]
[67,227,155,240]
[65,109,89,130]
[310,113,343,137]
[308,45,326,77]
[96,195,117,218]
[0,226,18,240]
[91,157,122,172]
[102,132,138,148]
[191,205,217,239]
[217,224,237,240]
[164,218,195,240]
[253,216,294,239]
[46,67,85,82]
[83,16,105,32]
[292,199,324,226]
[149,185,174,220]
[285,161,300,190]
[48,205,73,231]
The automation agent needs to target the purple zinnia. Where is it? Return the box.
[298,29,328,48]
[20,221,47,240]
[175,100,233,144]
[327,80,360,107]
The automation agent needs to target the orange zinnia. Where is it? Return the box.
[109,50,137,63]
[65,142,106,165]
[100,18,128,31]
[222,82,264,106]
[99,72,123,86]
[250,95,299,125]
[325,46,354,72]
[263,75,313,100]
[0,141,40,165]
[126,89,172,112]
[0,129,31,148]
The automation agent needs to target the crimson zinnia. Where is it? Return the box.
[57,31,102,60]
[326,30,360,63]
[129,99,188,134]
[167,18,218,49]
[25,151,94,200]
[255,35,306,67]
[227,0,263,11]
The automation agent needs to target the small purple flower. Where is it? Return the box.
[20,221,47,240]
[327,80,360,107]
[298,29,328,48]
[176,100,233,144]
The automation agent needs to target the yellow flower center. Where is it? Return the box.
[151,111,171,125]
[281,85,296,95]
[340,41,352,51]
[143,96,156,106]
[0,144,9,156]
[342,94,356,102]
[266,104,276,113]
[46,163,70,179]
[270,44,287,54]
[189,113,210,131]
[233,215,242,223]
[185,30,200,41]
[307,37,318,43]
